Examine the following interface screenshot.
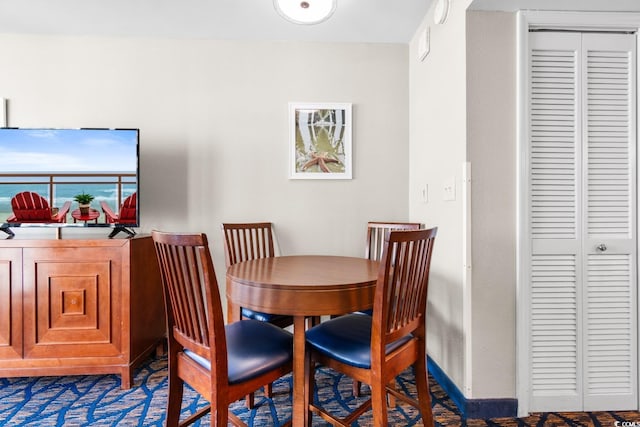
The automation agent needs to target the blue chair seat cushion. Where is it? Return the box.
[241,307,290,324]
[305,313,412,369]
[184,319,293,384]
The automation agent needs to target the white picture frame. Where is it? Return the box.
[0,98,6,127]
[288,102,352,180]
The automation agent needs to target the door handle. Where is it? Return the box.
[596,243,607,252]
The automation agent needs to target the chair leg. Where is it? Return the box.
[353,379,396,408]
[387,379,397,407]
[166,348,184,427]
[307,316,321,328]
[414,361,434,427]
[165,377,184,426]
[307,355,317,423]
[265,382,273,398]
[245,382,273,409]
[211,402,228,426]
[353,380,361,397]
[245,392,255,409]
[371,376,389,427]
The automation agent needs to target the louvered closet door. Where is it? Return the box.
[529,32,583,412]
[581,33,637,410]
[528,31,637,412]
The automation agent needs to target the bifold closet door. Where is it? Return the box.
[528,31,637,412]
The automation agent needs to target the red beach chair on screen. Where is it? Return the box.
[101,192,136,225]
[6,191,71,223]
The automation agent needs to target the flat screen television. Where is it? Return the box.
[0,128,139,238]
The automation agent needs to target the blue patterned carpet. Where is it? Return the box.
[0,354,424,426]
[1,354,640,426]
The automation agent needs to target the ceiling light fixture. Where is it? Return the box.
[273,0,337,25]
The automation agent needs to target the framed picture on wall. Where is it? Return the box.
[289,102,352,180]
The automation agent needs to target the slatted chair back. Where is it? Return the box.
[119,192,137,223]
[101,192,137,224]
[374,227,437,347]
[152,231,222,368]
[221,221,293,331]
[10,191,53,222]
[365,221,422,261]
[221,222,275,267]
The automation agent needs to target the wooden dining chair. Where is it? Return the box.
[352,221,423,399]
[222,222,294,328]
[221,222,294,408]
[306,227,437,427]
[152,230,293,427]
[365,221,423,261]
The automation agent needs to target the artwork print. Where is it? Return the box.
[289,102,352,179]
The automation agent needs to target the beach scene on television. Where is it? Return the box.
[0,128,138,226]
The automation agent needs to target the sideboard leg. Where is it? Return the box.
[120,368,132,389]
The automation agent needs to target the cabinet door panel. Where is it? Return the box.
[0,249,22,359]
[23,247,122,358]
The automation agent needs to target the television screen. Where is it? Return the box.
[0,128,139,237]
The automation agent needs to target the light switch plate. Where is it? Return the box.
[443,178,456,201]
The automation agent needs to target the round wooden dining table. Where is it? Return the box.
[226,255,379,427]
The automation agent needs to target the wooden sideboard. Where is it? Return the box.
[0,235,166,389]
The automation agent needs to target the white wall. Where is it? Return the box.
[409,0,473,395]
[466,10,517,399]
[409,2,518,401]
[0,34,411,316]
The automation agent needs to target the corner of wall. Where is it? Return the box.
[429,356,518,419]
